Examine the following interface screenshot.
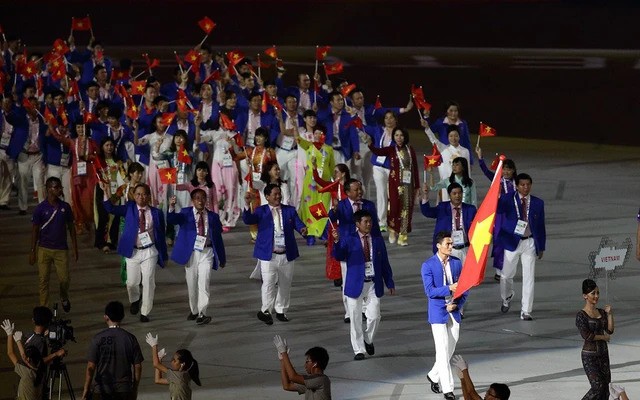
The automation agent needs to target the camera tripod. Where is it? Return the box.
[47,357,75,400]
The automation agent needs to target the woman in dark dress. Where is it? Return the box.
[575,279,614,400]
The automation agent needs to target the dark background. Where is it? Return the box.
[3,0,640,146]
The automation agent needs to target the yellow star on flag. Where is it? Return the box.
[165,171,173,180]
[315,209,323,217]
[53,61,60,67]
[484,126,492,133]
[181,149,189,157]
[205,23,211,30]
[77,22,83,27]
[136,84,144,92]
[26,67,33,73]
[428,159,436,165]
[469,212,495,263]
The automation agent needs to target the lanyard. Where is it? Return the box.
[74,137,89,161]
[395,145,412,171]
[251,146,266,173]
[502,178,514,194]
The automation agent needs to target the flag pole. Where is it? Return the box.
[257,54,262,81]
[476,122,482,149]
[132,70,146,80]
[69,18,74,39]
[423,157,427,183]
[198,34,209,48]
[88,14,94,38]
[314,46,319,78]
[371,95,379,115]
[174,52,184,74]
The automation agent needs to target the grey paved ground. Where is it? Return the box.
[1,133,639,399]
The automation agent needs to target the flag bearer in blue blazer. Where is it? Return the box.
[167,189,226,326]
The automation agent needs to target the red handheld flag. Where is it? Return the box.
[177,144,192,164]
[52,39,70,55]
[489,153,500,171]
[160,112,176,127]
[126,104,140,121]
[83,111,97,124]
[44,108,57,126]
[264,46,278,59]
[21,61,39,79]
[143,54,160,70]
[374,96,382,110]
[71,17,92,31]
[110,69,130,82]
[423,143,442,169]
[453,156,505,300]
[340,83,356,98]
[198,16,216,34]
[316,46,331,61]
[203,70,221,83]
[324,62,343,76]
[158,168,178,184]
[261,91,268,113]
[68,80,80,99]
[479,122,497,137]
[220,113,237,131]
[309,202,329,220]
[130,80,146,96]
[345,116,364,130]
[175,53,185,68]
[184,49,201,65]
[227,50,245,67]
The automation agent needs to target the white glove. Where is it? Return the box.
[13,331,23,342]
[1,319,14,336]
[451,355,468,372]
[157,348,166,360]
[609,383,625,400]
[145,332,158,347]
[273,335,288,354]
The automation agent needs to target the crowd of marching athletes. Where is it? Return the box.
[0,15,630,400]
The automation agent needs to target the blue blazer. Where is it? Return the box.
[430,117,473,165]
[5,108,47,161]
[497,192,545,254]
[167,207,226,268]
[234,107,278,145]
[329,198,380,238]
[242,204,306,262]
[333,232,394,299]
[420,201,477,254]
[103,200,168,266]
[421,254,468,324]
[317,109,359,160]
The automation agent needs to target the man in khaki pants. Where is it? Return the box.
[30,177,78,312]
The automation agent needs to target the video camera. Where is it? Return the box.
[47,303,76,351]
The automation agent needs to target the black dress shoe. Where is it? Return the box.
[353,353,365,361]
[500,294,513,314]
[364,342,375,356]
[427,375,441,393]
[130,300,141,315]
[494,273,501,282]
[257,311,273,325]
[275,313,289,322]
[343,317,350,323]
[196,315,212,325]
[333,278,342,287]
[187,312,197,321]
[140,315,150,323]
[443,392,456,400]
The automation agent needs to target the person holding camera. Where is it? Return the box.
[81,301,144,400]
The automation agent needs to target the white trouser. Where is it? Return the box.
[259,253,294,314]
[0,150,15,206]
[501,237,537,313]
[275,148,298,209]
[46,165,72,205]
[451,247,468,266]
[428,313,460,394]
[349,144,373,195]
[185,248,214,316]
[17,152,45,211]
[372,166,390,226]
[346,281,380,355]
[125,246,158,316]
[341,261,349,318]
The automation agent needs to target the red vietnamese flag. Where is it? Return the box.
[453,156,505,300]
[198,16,216,34]
[203,70,221,84]
[233,134,244,148]
[68,80,80,99]
[92,156,109,184]
[160,112,176,127]
[177,98,188,113]
[44,107,57,126]
[177,144,192,164]
[110,69,130,82]
[340,83,356,98]
[374,95,382,110]
[83,111,97,124]
[158,168,178,184]
[424,143,442,168]
[258,59,271,69]
[268,96,282,111]
[50,62,67,82]
[177,88,188,102]
[479,122,497,137]
[316,46,331,61]
[143,54,160,70]
[130,80,146,95]
[58,107,69,126]
[345,116,364,130]
[261,91,268,113]
[174,53,185,68]
[71,17,92,31]
[227,50,245,67]
[52,39,70,55]
[309,202,329,220]
[220,113,237,131]
[126,104,139,121]
[21,61,39,79]
[22,97,34,110]
[264,46,278,59]
[324,62,343,76]
[489,153,500,171]
[184,49,201,65]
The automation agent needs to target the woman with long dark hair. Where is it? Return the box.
[576,279,614,400]
[146,333,202,400]
[431,157,477,207]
